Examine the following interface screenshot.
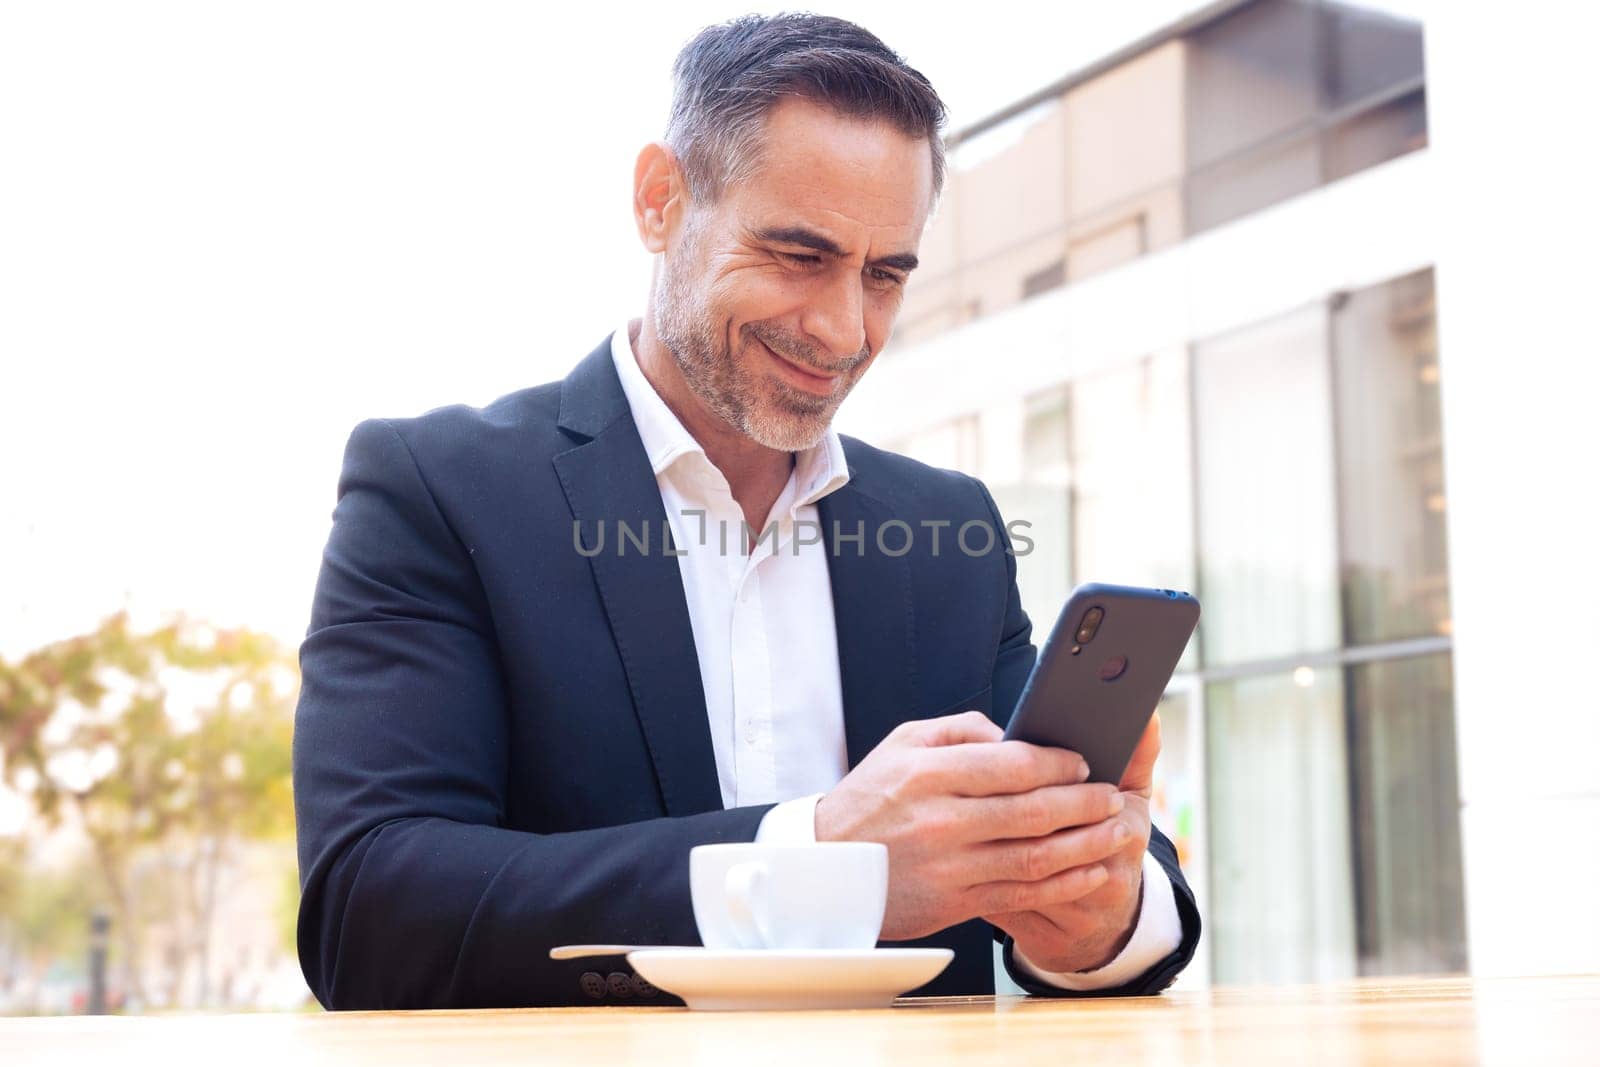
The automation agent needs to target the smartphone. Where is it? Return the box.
[1002,582,1201,785]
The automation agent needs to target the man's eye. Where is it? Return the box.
[868,269,905,287]
[779,251,821,265]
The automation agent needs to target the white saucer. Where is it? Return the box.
[626,947,954,1011]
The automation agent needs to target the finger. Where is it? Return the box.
[1120,711,1162,794]
[1000,906,1073,938]
[903,709,1004,748]
[971,862,1109,916]
[983,908,1063,948]
[919,739,1089,797]
[973,811,1132,884]
[955,782,1125,843]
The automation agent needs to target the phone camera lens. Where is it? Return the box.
[1076,606,1104,644]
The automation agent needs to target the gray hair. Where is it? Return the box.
[664,12,948,209]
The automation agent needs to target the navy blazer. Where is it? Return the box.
[292,332,1202,1009]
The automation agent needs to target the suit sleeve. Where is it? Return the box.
[968,475,1203,996]
[292,418,775,1010]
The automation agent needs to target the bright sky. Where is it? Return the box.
[1,0,1434,660]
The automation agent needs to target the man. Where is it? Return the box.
[293,13,1200,1010]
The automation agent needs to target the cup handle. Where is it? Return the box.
[724,861,771,949]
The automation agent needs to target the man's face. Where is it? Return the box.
[653,96,933,452]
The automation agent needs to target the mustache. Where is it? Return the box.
[747,326,869,375]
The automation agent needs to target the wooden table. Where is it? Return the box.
[5,974,1596,1066]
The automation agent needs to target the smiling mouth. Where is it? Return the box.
[757,339,842,391]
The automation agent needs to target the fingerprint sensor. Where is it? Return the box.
[1099,655,1129,682]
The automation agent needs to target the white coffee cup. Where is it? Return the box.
[689,841,889,950]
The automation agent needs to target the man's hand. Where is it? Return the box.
[984,713,1161,973]
[814,710,1128,942]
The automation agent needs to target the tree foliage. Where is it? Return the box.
[0,611,298,1008]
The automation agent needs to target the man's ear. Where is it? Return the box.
[633,141,690,255]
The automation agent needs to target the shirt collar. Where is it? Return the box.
[609,319,851,509]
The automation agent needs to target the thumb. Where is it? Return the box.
[1120,710,1162,796]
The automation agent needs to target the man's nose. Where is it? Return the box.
[802,272,867,362]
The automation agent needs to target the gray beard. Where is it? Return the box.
[652,234,841,454]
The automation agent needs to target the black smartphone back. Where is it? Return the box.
[1002,582,1201,785]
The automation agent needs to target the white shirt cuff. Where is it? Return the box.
[1012,849,1183,991]
[754,793,824,845]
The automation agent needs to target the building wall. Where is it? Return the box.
[845,150,1443,991]
[847,148,1438,445]
[836,0,1477,990]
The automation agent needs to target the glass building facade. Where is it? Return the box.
[1004,268,1464,985]
[869,0,1464,985]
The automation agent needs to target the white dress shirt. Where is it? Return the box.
[609,319,1182,990]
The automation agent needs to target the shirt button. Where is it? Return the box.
[607,972,635,998]
[631,973,659,998]
[579,971,606,999]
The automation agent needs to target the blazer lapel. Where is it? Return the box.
[549,337,919,804]
[551,336,724,818]
[817,461,918,770]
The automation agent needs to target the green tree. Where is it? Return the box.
[0,612,297,1008]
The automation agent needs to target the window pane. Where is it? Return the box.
[994,482,1073,638]
[1151,687,1200,871]
[1066,352,1198,672]
[1013,388,1076,625]
[1206,668,1357,983]
[1194,305,1341,666]
[1023,387,1072,487]
[1186,0,1319,169]
[1346,652,1468,975]
[1324,2,1425,109]
[1018,360,1195,666]
[1021,258,1066,300]
[1153,686,1207,986]
[1332,268,1451,644]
